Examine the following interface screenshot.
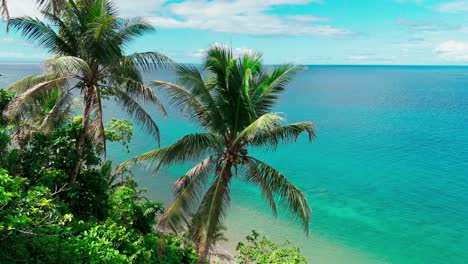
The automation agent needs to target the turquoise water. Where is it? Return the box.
[1,64,467,263]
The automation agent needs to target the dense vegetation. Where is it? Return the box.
[0,0,312,263]
[0,92,198,263]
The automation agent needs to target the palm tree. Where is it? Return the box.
[4,0,171,182]
[122,45,315,262]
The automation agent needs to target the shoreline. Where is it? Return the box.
[220,204,386,264]
[132,167,386,264]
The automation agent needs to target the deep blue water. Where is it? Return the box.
[1,64,467,263]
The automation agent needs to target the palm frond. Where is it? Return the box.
[175,64,226,133]
[206,47,262,134]
[233,52,264,125]
[38,90,74,133]
[7,73,61,93]
[105,54,168,116]
[4,78,68,121]
[83,12,122,63]
[119,133,223,174]
[104,53,145,87]
[45,56,90,77]
[203,44,233,83]
[247,122,315,149]
[40,11,78,55]
[174,156,217,196]
[241,163,278,217]
[114,79,167,117]
[252,65,301,115]
[89,13,116,42]
[7,85,72,145]
[158,156,216,232]
[102,0,119,17]
[123,51,173,72]
[150,80,208,126]
[246,157,311,234]
[118,17,155,44]
[36,0,66,15]
[9,17,72,54]
[233,113,283,146]
[111,88,161,144]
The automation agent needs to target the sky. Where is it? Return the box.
[2,0,468,65]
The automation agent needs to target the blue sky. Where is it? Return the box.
[2,0,468,64]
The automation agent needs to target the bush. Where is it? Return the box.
[236,230,307,264]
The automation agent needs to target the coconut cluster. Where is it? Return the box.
[226,148,249,165]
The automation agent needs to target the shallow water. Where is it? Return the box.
[2,64,467,264]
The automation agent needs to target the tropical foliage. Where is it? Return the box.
[7,86,75,146]
[236,230,307,264]
[4,0,170,182]
[105,117,133,153]
[123,45,314,261]
[0,123,198,264]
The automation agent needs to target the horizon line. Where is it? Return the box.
[1,61,468,67]
[0,60,468,67]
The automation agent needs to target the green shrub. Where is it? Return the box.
[236,230,308,264]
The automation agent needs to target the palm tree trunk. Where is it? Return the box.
[198,246,210,264]
[197,163,233,263]
[71,86,93,183]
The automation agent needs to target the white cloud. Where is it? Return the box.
[435,1,468,13]
[6,0,42,18]
[148,0,352,36]
[112,0,166,17]
[192,42,255,58]
[5,0,165,17]
[4,0,350,36]
[434,40,468,61]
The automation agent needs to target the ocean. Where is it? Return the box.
[1,64,467,264]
